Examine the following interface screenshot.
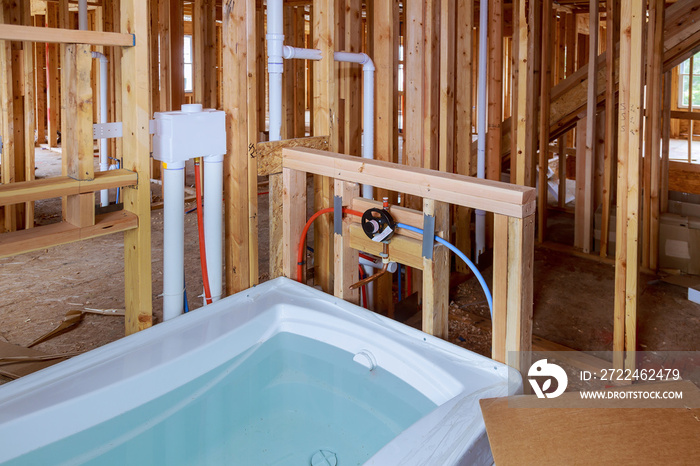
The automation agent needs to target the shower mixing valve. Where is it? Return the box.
[361,208,396,243]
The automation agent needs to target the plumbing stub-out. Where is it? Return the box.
[353,350,377,371]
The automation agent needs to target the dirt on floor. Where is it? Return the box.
[1,148,699,384]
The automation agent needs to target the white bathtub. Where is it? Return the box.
[0,277,519,465]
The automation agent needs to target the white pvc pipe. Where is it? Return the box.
[162,162,185,321]
[333,51,376,308]
[92,52,109,207]
[333,52,375,200]
[267,0,284,142]
[203,155,223,302]
[283,46,322,61]
[78,0,88,31]
[475,0,488,262]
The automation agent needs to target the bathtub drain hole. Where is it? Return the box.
[310,449,337,466]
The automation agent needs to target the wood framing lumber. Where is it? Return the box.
[0,23,134,46]
[312,0,337,293]
[583,0,598,254]
[283,148,536,219]
[333,180,360,305]
[0,170,137,206]
[505,214,535,373]
[63,43,95,228]
[223,0,252,293]
[487,0,503,181]
[282,167,306,281]
[454,0,473,272]
[422,199,449,338]
[492,214,509,363]
[0,211,137,259]
[347,223,427,272]
[121,0,153,334]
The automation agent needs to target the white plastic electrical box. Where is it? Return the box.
[152,104,226,164]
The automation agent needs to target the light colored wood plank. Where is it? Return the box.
[583,0,598,254]
[422,199,449,338]
[601,0,618,258]
[454,0,473,272]
[0,23,134,46]
[347,223,425,271]
[333,180,360,304]
[648,0,664,271]
[514,0,535,187]
[0,210,138,259]
[622,0,644,372]
[0,1,15,232]
[0,170,136,206]
[312,0,336,293]
[63,43,95,228]
[343,0,362,157]
[422,0,439,171]
[492,213,509,364]
[22,0,35,229]
[245,0,259,286]
[282,148,537,218]
[121,0,153,334]
[439,0,455,173]
[282,167,306,281]
[222,0,251,293]
[46,3,59,148]
[404,0,424,202]
[487,0,503,182]
[505,214,535,373]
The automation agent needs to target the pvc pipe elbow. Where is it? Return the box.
[91,51,108,63]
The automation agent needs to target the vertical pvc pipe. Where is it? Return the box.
[163,162,186,320]
[92,52,109,206]
[475,0,488,262]
[203,155,224,302]
[362,63,375,199]
[78,0,88,31]
[267,0,284,142]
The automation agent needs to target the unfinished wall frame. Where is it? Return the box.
[0,0,153,335]
[281,147,536,372]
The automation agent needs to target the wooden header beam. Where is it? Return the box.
[0,24,134,47]
[282,148,536,218]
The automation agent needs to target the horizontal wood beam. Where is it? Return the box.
[670,110,700,122]
[0,24,134,47]
[0,210,138,258]
[0,169,137,206]
[255,136,329,176]
[283,148,536,218]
